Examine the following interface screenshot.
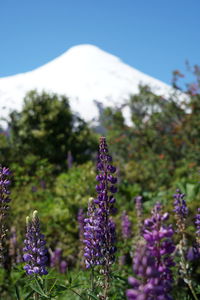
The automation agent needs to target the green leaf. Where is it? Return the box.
[111,274,127,282]
[15,285,20,300]
[24,291,35,300]
[186,183,196,201]
[48,278,57,293]
[29,278,49,298]
[54,284,69,294]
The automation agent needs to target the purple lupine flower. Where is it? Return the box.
[23,211,48,276]
[84,198,102,268]
[77,208,85,242]
[187,246,199,261]
[94,137,117,264]
[0,166,11,265]
[195,208,200,246]
[50,248,68,273]
[127,244,172,300]
[187,207,200,261]
[173,189,188,219]
[142,203,175,298]
[9,226,22,265]
[173,191,198,297]
[173,189,189,246]
[121,211,132,239]
[50,248,62,268]
[84,137,117,271]
[60,260,68,273]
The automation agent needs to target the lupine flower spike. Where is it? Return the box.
[127,244,172,300]
[142,203,175,299]
[84,137,117,299]
[23,211,48,276]
[50,248,67,273]
[50,248,62,268]
[173,190,198,300]
[119,211,132,265]
[0,166,11,266]
[77,208,85,242]
[84,197,101,269]
[9,226,22,265]
[121,211,132,240]
[95,137,117,259]
[174,189,188,237]
[187,208,200,261]
[195,208,200,247]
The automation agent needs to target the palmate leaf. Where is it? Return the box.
[195,284,200,294]
[24,291,35,300]
[29,278,49,298]
[53,284,87,299]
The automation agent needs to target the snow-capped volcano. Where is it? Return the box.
[0,44,172,125]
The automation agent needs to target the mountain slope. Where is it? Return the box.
[0,44,172,125]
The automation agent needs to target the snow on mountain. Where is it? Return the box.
[0,44,173,126]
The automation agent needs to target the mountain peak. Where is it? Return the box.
[64,44,119,62]
[66,44,108,54]
[0,44,172,127]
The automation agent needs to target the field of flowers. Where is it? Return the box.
[1,68,200,299]
[1,135,200,300]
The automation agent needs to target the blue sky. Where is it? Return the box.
[1,0,200,85]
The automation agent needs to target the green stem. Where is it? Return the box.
[179,235,198,300]
[188,283,198,300]
[90,267,95,294]
[102,265,110,300]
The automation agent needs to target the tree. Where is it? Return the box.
[8,90,97,171]
[101,84,200,192]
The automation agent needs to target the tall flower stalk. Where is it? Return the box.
[173,190,198,300]
[50,247,67,273]
[121,211,132,240]
[127,203,175,299]
[78,208,85,242]
[127,243,170,300]
[84,137,117,299]
[9,226,22,265]
[0,166,11,267]
[195,208,200,247]
[23,211,48,276]
[142,203,175,299]
[119,211,132,266]
[84,198,101,269]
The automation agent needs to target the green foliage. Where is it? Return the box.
[55,161,96,207]
[8,90,97,171]
[0,130,10,165]
[9,160,96,262]
[1,67,200,299]
[54,161,96,257]
[102,85,200,195]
